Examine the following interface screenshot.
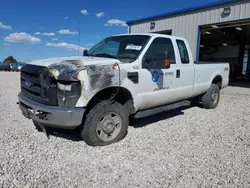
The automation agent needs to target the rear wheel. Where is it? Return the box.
[202,84,220,109]
[80,100,129,146]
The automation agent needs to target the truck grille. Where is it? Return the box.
[21,64,58,106]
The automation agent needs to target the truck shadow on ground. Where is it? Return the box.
[130,106,188,128]
[45,127,82,142]
[44,106,196,142]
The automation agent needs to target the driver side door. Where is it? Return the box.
[136,37,177,110]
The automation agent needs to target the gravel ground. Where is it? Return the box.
[0,72,250,188]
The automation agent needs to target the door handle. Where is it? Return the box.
[176,69,180,78]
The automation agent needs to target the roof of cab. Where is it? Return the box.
[126,0,242,25]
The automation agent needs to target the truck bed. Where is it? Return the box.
[191,61,229,97]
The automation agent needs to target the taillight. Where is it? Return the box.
[225,66,230,80]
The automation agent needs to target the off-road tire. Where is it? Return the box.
[80,100,129,146]
[202,84,220,109]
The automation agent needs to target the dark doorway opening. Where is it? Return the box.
[153,30,172,35]
[198,20,250,88]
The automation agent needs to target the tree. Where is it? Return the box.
[3,56,17,64]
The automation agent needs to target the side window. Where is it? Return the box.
[143,37,176,69]
[176,40,190,64]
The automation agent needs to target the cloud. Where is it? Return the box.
[86,43,94,46]
[96,12,104,18]
[105,19,127,27]
[46,42,85,52]
[0,21,12,30]
[58,29,78,35]
[34,32,55,36]
[80,10,88,15]
[52,38,58,41]
[4,43,10,46]
[64,17,68,20]
[4,32,41,44]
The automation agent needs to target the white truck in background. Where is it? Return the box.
[18,33,229,146]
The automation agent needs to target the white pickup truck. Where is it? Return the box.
[18,33,229,146]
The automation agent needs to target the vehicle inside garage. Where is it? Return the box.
[198,20,250,87]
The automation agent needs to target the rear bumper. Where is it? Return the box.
[18,92,85,128]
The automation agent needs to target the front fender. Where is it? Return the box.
[76,85,134,108]
[74,65,129,107]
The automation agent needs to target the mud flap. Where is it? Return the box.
[37,123,50,139]
[19,103,31,119]
[20,103,50,139]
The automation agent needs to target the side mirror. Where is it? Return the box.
[83,49,88,56]
[164,58,171,68]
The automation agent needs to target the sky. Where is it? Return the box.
[0,0,224,62]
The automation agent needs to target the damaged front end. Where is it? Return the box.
[21,64,58,106]
[47,60,86,81]
[21,58,126,109]
[20,60,85,108]
[46,59,127,108]
[47,60,86,108]
[18,60,87,130]
[56,80,81,107]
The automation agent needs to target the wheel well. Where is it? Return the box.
[86,87,135,115]
[212,75,222,89]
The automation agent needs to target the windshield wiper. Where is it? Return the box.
[92,53,120,60]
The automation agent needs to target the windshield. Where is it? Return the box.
[87,35,150,63]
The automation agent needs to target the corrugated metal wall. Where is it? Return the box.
[129,1,250,59]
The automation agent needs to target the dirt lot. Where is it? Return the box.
[0,72,250,188]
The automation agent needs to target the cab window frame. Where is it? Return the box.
[176,39,190,64]
[142,37,176,69]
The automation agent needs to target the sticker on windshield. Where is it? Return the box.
[125,44,142,50]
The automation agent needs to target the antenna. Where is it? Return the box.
[78,19,81,56]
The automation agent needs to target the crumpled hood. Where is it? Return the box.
[26,56,120,67]
[26,56,121,81]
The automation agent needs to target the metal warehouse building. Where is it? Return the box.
[127,0,250,85]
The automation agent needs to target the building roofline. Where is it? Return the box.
[126,0,243,25]
[112,32,185,39]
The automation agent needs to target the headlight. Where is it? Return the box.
[57,81,81,107]
[48,64,87,81]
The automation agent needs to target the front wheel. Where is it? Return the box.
[202,84,220,109]
[80,100,129,146]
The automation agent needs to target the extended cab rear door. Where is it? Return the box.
[172,38,195,99]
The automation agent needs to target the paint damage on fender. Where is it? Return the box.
[47,60,86,81]
[75,64,127,106]
[47,59,128,107]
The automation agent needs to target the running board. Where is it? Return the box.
[133,100,190,119]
